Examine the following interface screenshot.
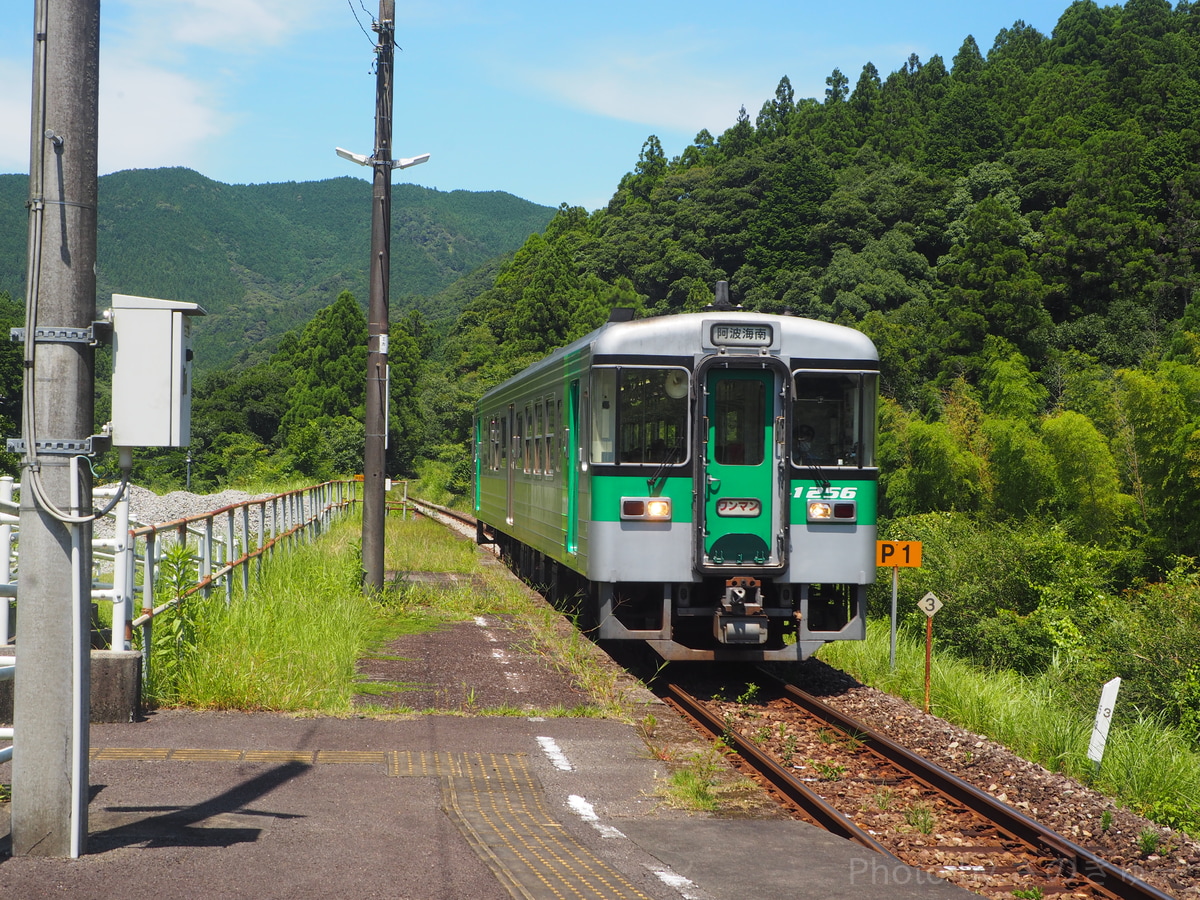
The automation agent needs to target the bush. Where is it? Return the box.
[873,513,1121,674]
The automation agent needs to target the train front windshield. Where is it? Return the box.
[591,367,690,465]
[791,371,877,467]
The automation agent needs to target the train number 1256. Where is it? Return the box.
[794,486,858,500]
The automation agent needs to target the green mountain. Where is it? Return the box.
[0,167,554,371]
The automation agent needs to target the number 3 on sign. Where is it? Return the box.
[917,592,943,617]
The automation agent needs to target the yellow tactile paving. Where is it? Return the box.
[90,747,171,760]
[443,752,650,900]
[316,750,388,765]
[242,750,318,763]
[387,750,464,777]
[85,746,648,899]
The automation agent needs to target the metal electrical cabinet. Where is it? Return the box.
[107,294,206,448]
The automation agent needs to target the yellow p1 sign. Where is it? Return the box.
[879,541,923,672]
[877,540,922,568]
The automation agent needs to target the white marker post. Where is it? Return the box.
[1088,677,1121,774]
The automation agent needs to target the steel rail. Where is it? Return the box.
[406,498,476,529]
[778,683,1176,900]
[664,682,897,859]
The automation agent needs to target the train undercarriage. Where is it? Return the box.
[486,526,864,662]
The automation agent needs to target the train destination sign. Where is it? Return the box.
[877,540,922,567]
[710,323,772,347]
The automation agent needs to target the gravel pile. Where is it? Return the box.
[90,484,276,542]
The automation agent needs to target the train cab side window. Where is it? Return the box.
[792,371,878,467]
[591,369,617,463]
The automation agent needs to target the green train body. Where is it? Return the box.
[474,305,879,661]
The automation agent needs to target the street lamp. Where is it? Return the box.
[336,147,430,170]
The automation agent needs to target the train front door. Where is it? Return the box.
[700,368,784,570]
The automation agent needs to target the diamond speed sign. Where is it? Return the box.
[917,592,943,617]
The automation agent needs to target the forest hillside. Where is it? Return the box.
[0,168,555,371]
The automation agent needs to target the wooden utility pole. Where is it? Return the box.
[12,0,100,857]
[362,0,395,594]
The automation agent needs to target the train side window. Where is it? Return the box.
[792,371,878,467]
[537,403,547,475]
[501,417,509,468]
[515,412,524,471]
[546,395,557,477]
[522,409,532,473]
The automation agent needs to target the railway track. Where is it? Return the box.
[666,680,1177,900]
[406,500,1187,899]
[400,497,481,541]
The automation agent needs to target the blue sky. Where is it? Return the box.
[1,1,1090,211]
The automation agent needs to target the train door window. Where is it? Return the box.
[792,371,878,467]
[591,369,617,463]
[713,377,766,465]
[501,417,509,468]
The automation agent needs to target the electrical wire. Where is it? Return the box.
[346,0,375,44]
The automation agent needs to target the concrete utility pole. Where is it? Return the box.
[362,0,396,594]
[11,0,100,857]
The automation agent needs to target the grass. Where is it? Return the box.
[143,516,380,710]
[138,506,634,720]
[818,619,1200,836]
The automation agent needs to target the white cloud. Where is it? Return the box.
[517,35,767,136]
[116,0,327,54]
[99,61,230,173]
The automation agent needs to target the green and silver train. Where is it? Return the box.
[473,288,880,661]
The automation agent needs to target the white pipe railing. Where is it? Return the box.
[0,478,360,768]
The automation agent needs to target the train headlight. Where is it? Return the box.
[621,497,672,521]
[646,498,672,519]
[807,500,857,523]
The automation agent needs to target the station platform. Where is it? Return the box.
[1,709,975,900]
[0,563,976,899]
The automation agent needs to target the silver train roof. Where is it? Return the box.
[481,311,878,403]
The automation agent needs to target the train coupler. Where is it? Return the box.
[714,576,768,645]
